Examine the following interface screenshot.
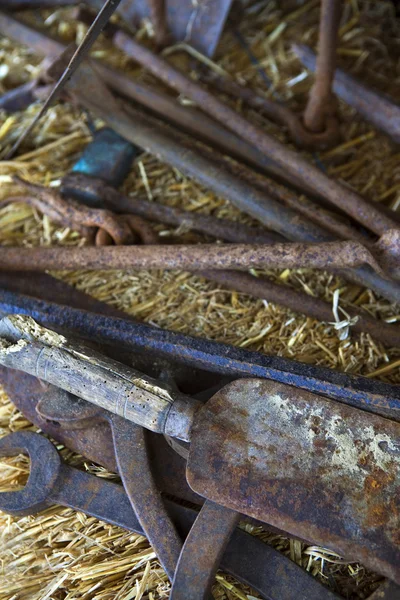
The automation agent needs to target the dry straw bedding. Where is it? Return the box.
[0,0,399,598]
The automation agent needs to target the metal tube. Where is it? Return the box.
[294,42,400,145]
[303,0,342,133]
[114,30,397,235]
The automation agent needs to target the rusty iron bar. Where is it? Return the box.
[5,0,123,159]
[199,269,400,349]
[8,177,158,246]
[69,96,400,302]
[200,72,340,151]
[183,130,371,244]
[294,42,400,145]
[114,31,398,236]
[0,12,308,192]
[6,178,135,245]
[1,17,400,301]
[170,501,240,600]
[303,0,342,133]
[148,0,169,47]
[0,240,388,275]
[62,173,284,245]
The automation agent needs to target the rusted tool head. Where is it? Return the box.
[187,378,400,584]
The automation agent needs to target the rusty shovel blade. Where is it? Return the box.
[186,378,400,584]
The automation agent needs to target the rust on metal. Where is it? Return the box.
[303,0,342,134]
[186,378,400,583]
[293,43,400,145]
[7,178,160,246]
[201,72,340,150]
[0,238,393,277]
[62,173,284,245]
[114,30,398,236]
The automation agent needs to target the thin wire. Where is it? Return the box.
[4,0,122,159]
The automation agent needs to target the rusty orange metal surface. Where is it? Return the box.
[187,378,400,583]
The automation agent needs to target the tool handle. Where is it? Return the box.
[0,315,197,441]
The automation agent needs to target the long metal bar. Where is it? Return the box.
[0,288,399,421]
[0,242,386,274]
[303,0,342,133]
[293,43,400,145]
[61,173,284,244]
[114,30,398,236]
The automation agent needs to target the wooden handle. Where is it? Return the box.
[0,314,198,441]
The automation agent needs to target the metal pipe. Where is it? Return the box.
[303,0,342,133]
[0,242,385,274]
[114,30,398,236]
[293,43,400,145]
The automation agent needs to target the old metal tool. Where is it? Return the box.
[293,43,400,145]
[0,386,338,600]
[1,286,399,420]
[0,368,398,599]
[0,314,398,583]
[57,57,400,303]
[0,429,327,600]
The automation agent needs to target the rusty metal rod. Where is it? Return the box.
[62,173,283,244]
[200,72,340,151]
[293,42,400,145]
[0,12,308,192]
[114,30,397,236]
[200,270,400,348]
[180,131,371,244]
[0,242,385,274]
[303,0,342,133]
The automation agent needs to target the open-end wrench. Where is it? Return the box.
[0,430,343,600]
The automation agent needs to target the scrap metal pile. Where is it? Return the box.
[0,0,399,598]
